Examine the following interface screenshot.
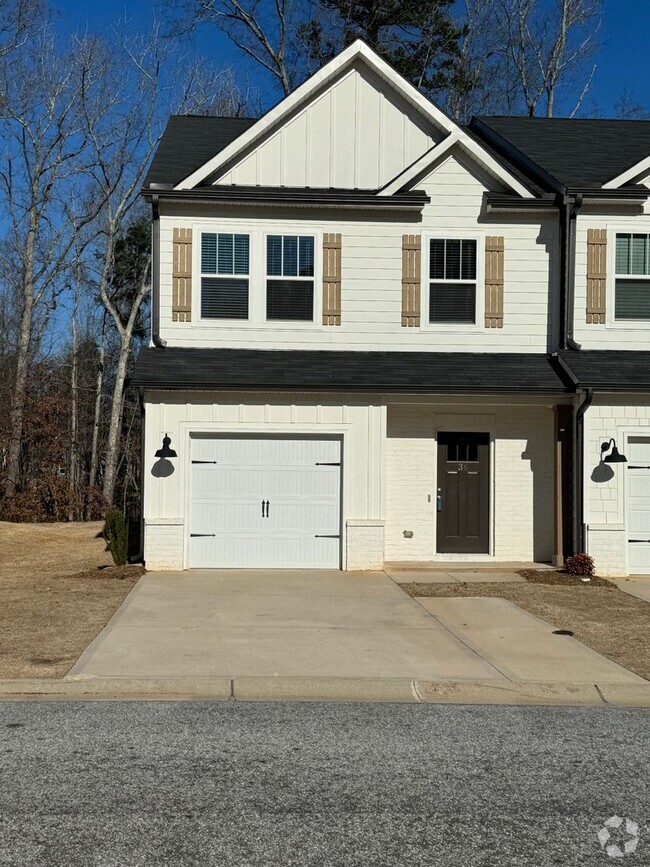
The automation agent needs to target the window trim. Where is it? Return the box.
[197,229,251,323]
[262,230,322,326]
[611,230,650,324]
[191,224,323,330]
[421,231,485,332]
[606,225,650,330]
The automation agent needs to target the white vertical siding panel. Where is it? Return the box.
[308,92,331,187]
[357,78,380,189]
[332,72,356,189]
[283,112,308,187]
[258,132,282,185]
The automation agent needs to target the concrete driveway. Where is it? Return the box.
[68,570,645,686]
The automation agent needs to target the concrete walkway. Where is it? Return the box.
[68,570,645,693]
[614,577,650,603]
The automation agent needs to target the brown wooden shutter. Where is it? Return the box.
[586,228,606,324]
[484,236,504,328]
[172,228,192,322]
[322,233,341,325]
[402,234,421,327]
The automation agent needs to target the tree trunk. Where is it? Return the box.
[68,292,79,521]
[88,314,106,494]
[101,337,131,507]
[4,219,36,501]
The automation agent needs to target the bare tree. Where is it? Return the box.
[0,30,105,501]
[167,0,310,96]
[447,0,602,120]
[77,27,245,506]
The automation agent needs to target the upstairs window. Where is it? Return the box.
[200,232,250,319]
[615,233,650,320]
[266,235,315,321]
[429,238,477,324]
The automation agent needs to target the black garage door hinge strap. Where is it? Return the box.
[192,460,218,464]
[627,465,650,470]
[190,533,216,537]
[628,539,650,543]
[315,462,341,466]
[314,534,341,538]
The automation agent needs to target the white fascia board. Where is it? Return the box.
[378,134,459,195]
[602,154,650,189]
[176,39,533,198]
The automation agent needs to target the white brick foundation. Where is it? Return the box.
[346,520,385,570]
[144,520,184,570]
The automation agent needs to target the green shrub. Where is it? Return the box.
[104,507,128,566]
[565,553,595,577]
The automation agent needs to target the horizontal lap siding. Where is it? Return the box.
[158,154,554,352]
[573,209,650,349]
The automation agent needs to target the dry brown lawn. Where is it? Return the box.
[401,580,650,682]
[0,521,143,679]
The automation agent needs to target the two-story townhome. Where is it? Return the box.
[130,40,650,577]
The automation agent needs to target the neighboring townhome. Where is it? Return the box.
[131,39,649,577]
[471,116,650,577]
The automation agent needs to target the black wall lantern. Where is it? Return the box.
[155,433,177,459]
[601,438,627,464]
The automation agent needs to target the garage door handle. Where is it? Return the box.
[262,500,269,518]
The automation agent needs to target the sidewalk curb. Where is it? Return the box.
[0,677,648,706]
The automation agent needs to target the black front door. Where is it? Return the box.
[436,432,490,554]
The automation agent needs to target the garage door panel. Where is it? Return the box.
[189,436,341,569]
[626,436,650,573]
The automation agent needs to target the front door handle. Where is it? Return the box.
[437,494,443,511]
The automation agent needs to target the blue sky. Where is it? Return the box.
[54,0,650,116]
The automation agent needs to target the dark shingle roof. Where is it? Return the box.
[131,348,566,393]
[559,350,650,390]
[144,115,256,187]
[473,116,650,190]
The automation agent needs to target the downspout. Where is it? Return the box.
[151,194,166,349]
[129,387,146,565]
[560,193,583,351]
[574,387,594,554]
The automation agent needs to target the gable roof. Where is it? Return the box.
[171,41,533,198]
[472,116,650,191]
[144,115,256,188]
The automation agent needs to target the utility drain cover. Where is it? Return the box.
[552,629,574,636]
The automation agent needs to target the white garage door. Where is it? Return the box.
[626,436,650,574]
[189,436,341,569]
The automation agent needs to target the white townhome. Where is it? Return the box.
[131,40,650,577]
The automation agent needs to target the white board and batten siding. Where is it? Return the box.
[189,436,341,569]
[159,150,557,354]
[143,393,386,571]
[584,396,650,576]
[215,63,441,191]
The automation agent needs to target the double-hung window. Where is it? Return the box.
[266,235,315,321]
[200,232,250,319]
[429,238,477,324]
[615,233,650,320]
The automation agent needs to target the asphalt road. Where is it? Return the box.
[0,701,648,866]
